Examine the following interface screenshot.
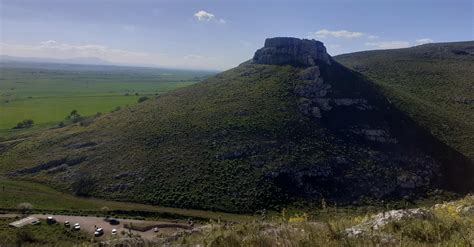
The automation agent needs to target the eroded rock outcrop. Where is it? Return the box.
[253,37,331,66]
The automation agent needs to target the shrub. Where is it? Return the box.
[71,175,97,197]
[111,106,121,112]
[15,230,36,244]
[138,96,149,103]
[17,202,33,215]
[13,119,34,129]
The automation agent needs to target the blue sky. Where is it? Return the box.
[1,0,472,70]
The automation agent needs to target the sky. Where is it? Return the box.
[0,0,473,70]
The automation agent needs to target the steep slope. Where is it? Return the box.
[1,38,472,213]
[335,41,474,160]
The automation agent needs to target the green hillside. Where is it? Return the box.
[335,41,474,160]
[1,39,472,213]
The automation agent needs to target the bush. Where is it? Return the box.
[15,230,36,244]
[71,175,97,197]
[138,96,149,103]
[111,106,121,113]
[17,202,33,215]
[13,119,34,129]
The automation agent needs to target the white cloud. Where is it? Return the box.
[0,40,228,70]
[194,10,214,21]
[193,10,225,24]
[415,38,434,45]
[367,35,379,39]
[309,29,365,39]
[365,41,411,49]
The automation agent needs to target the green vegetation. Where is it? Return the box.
[175,195,474,246]
[0,62,214,130]
[335,41,474,160]
[0,179,253,222]
[14,119,34,129]
[138,96,150,103]
[0,218,90,247]
[1,42,472,215]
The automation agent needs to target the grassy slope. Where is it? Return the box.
[0,65,210,129]
[0,64,303,213]
[335,41,474,160]
[0,179,253,222]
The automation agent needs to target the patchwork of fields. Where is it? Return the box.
[0,62,214,130]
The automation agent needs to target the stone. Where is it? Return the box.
[253,37,331,66]
[299,66,321,80]
[314,98,332,111]
[311,107,322,118]
[346,208,431,237]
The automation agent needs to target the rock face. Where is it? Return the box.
[253,37,331,66]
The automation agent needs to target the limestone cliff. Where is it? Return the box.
[253,37,331,66]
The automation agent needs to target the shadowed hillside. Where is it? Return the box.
[335,42,474,160]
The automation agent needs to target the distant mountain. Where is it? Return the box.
[1,38,472,213]
[0,55,112,65]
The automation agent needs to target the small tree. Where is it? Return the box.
[66,110,83,123]
[17,202,33,216]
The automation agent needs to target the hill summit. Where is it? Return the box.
[1,38,473,213]
[253,37,331,66]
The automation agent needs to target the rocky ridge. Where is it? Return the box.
[253,37,331,66]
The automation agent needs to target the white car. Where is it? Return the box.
[111,229,117,235]
[153,227,159,232]
[73,223,81,230]
[94,227,104,237]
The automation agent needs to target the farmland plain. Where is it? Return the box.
[0,61,215,131]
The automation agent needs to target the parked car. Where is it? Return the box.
[31,220,41,225]
[111,229,117,235]
[46,216,56,225]
[153,227,159,232]
[64,221,70,227]
[73,223,81,231]
[94,227,104,237]
[109,219,120,225]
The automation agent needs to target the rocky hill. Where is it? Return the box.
[1,38,472,213]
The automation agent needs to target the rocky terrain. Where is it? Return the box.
[0,38,472,213]
[173,195,474,246]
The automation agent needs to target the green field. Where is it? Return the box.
[0,62,214,130]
